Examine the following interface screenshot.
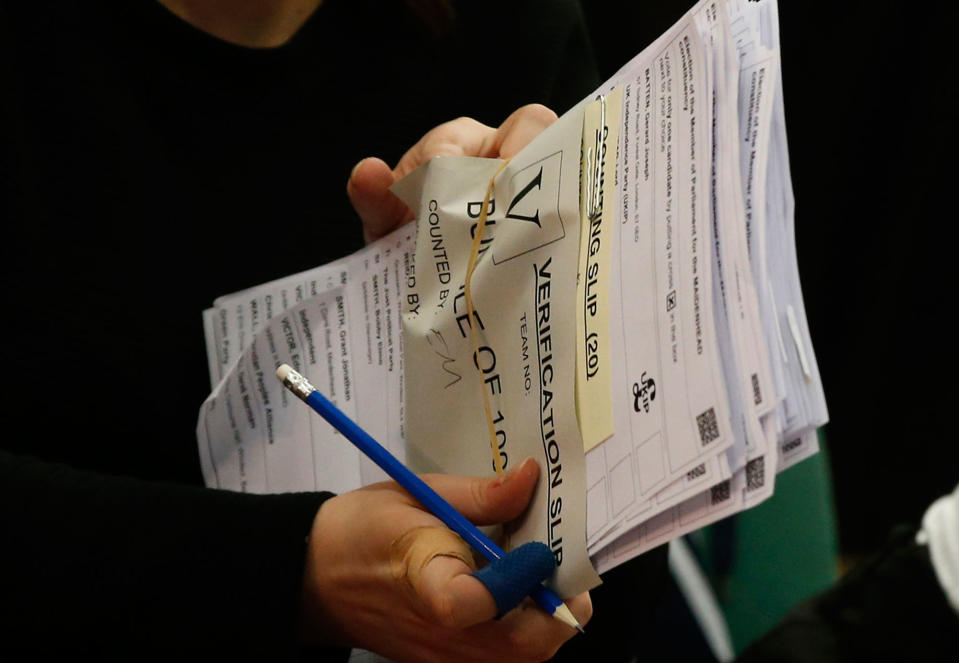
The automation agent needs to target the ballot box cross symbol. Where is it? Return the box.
[666,290,677,312]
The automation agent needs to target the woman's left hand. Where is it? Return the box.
[347,103,558,243]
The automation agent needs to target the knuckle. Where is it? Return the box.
[419,131,446,152]
[432,116,481,143]
[518,103,558,125]
[419,136,459,159]
[469,476,491,514]
[427,589,462,630]
[449,115,484,131]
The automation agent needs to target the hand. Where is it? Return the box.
[347,104,559,243]
[300,457,592,662]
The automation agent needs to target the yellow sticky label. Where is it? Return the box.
[576,88,622,451]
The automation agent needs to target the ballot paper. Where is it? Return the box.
[731,0,828,468]
[583,3,739,552]
[585,0,827,567]
[198,229,416,497]
[196,0,828,610]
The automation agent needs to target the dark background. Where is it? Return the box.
[579,0,959,556]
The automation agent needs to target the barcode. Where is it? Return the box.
[751,373,762,405]
[782,438,803,454]
[746,457,765,492]
[696,407,720,446]
[711,480,731,505]
[686,463,706,480]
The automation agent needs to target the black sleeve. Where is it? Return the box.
[0,451,350,661]
[736,526,959,663]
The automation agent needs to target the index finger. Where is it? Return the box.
[487,104,559,159]
[392,116,496,181]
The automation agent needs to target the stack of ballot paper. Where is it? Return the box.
[197,0,827,599]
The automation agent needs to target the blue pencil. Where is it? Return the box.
[276,364,582,632]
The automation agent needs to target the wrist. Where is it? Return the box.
[299,497,342,646]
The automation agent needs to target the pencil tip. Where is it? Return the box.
[552,603,583,633]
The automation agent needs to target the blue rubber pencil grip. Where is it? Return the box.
[472,541,557,616]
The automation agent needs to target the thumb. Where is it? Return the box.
[346,157,413,243]
[423,457,540,526]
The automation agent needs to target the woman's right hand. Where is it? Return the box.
[300,457,592,662]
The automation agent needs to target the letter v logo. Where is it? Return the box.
[505,166,543,227]
[493,151,566,264]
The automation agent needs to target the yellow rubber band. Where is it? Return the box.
[464,158,511,477]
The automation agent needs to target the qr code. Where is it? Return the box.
[782,438,803,454]
[711,480,731,505]
[746,457,765,492]
[751,373,762,405]
[686,464,706,480]
[696,407,720,446]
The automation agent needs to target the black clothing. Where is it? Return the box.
[1,1,660,660]
[737,526,959,662]
[1,451,333,659]
[1,0,597,483]
[554,544,672,662]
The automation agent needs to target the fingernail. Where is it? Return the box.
[506,457,537,481]
[491,458,536,489]
[350,158,369,180]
